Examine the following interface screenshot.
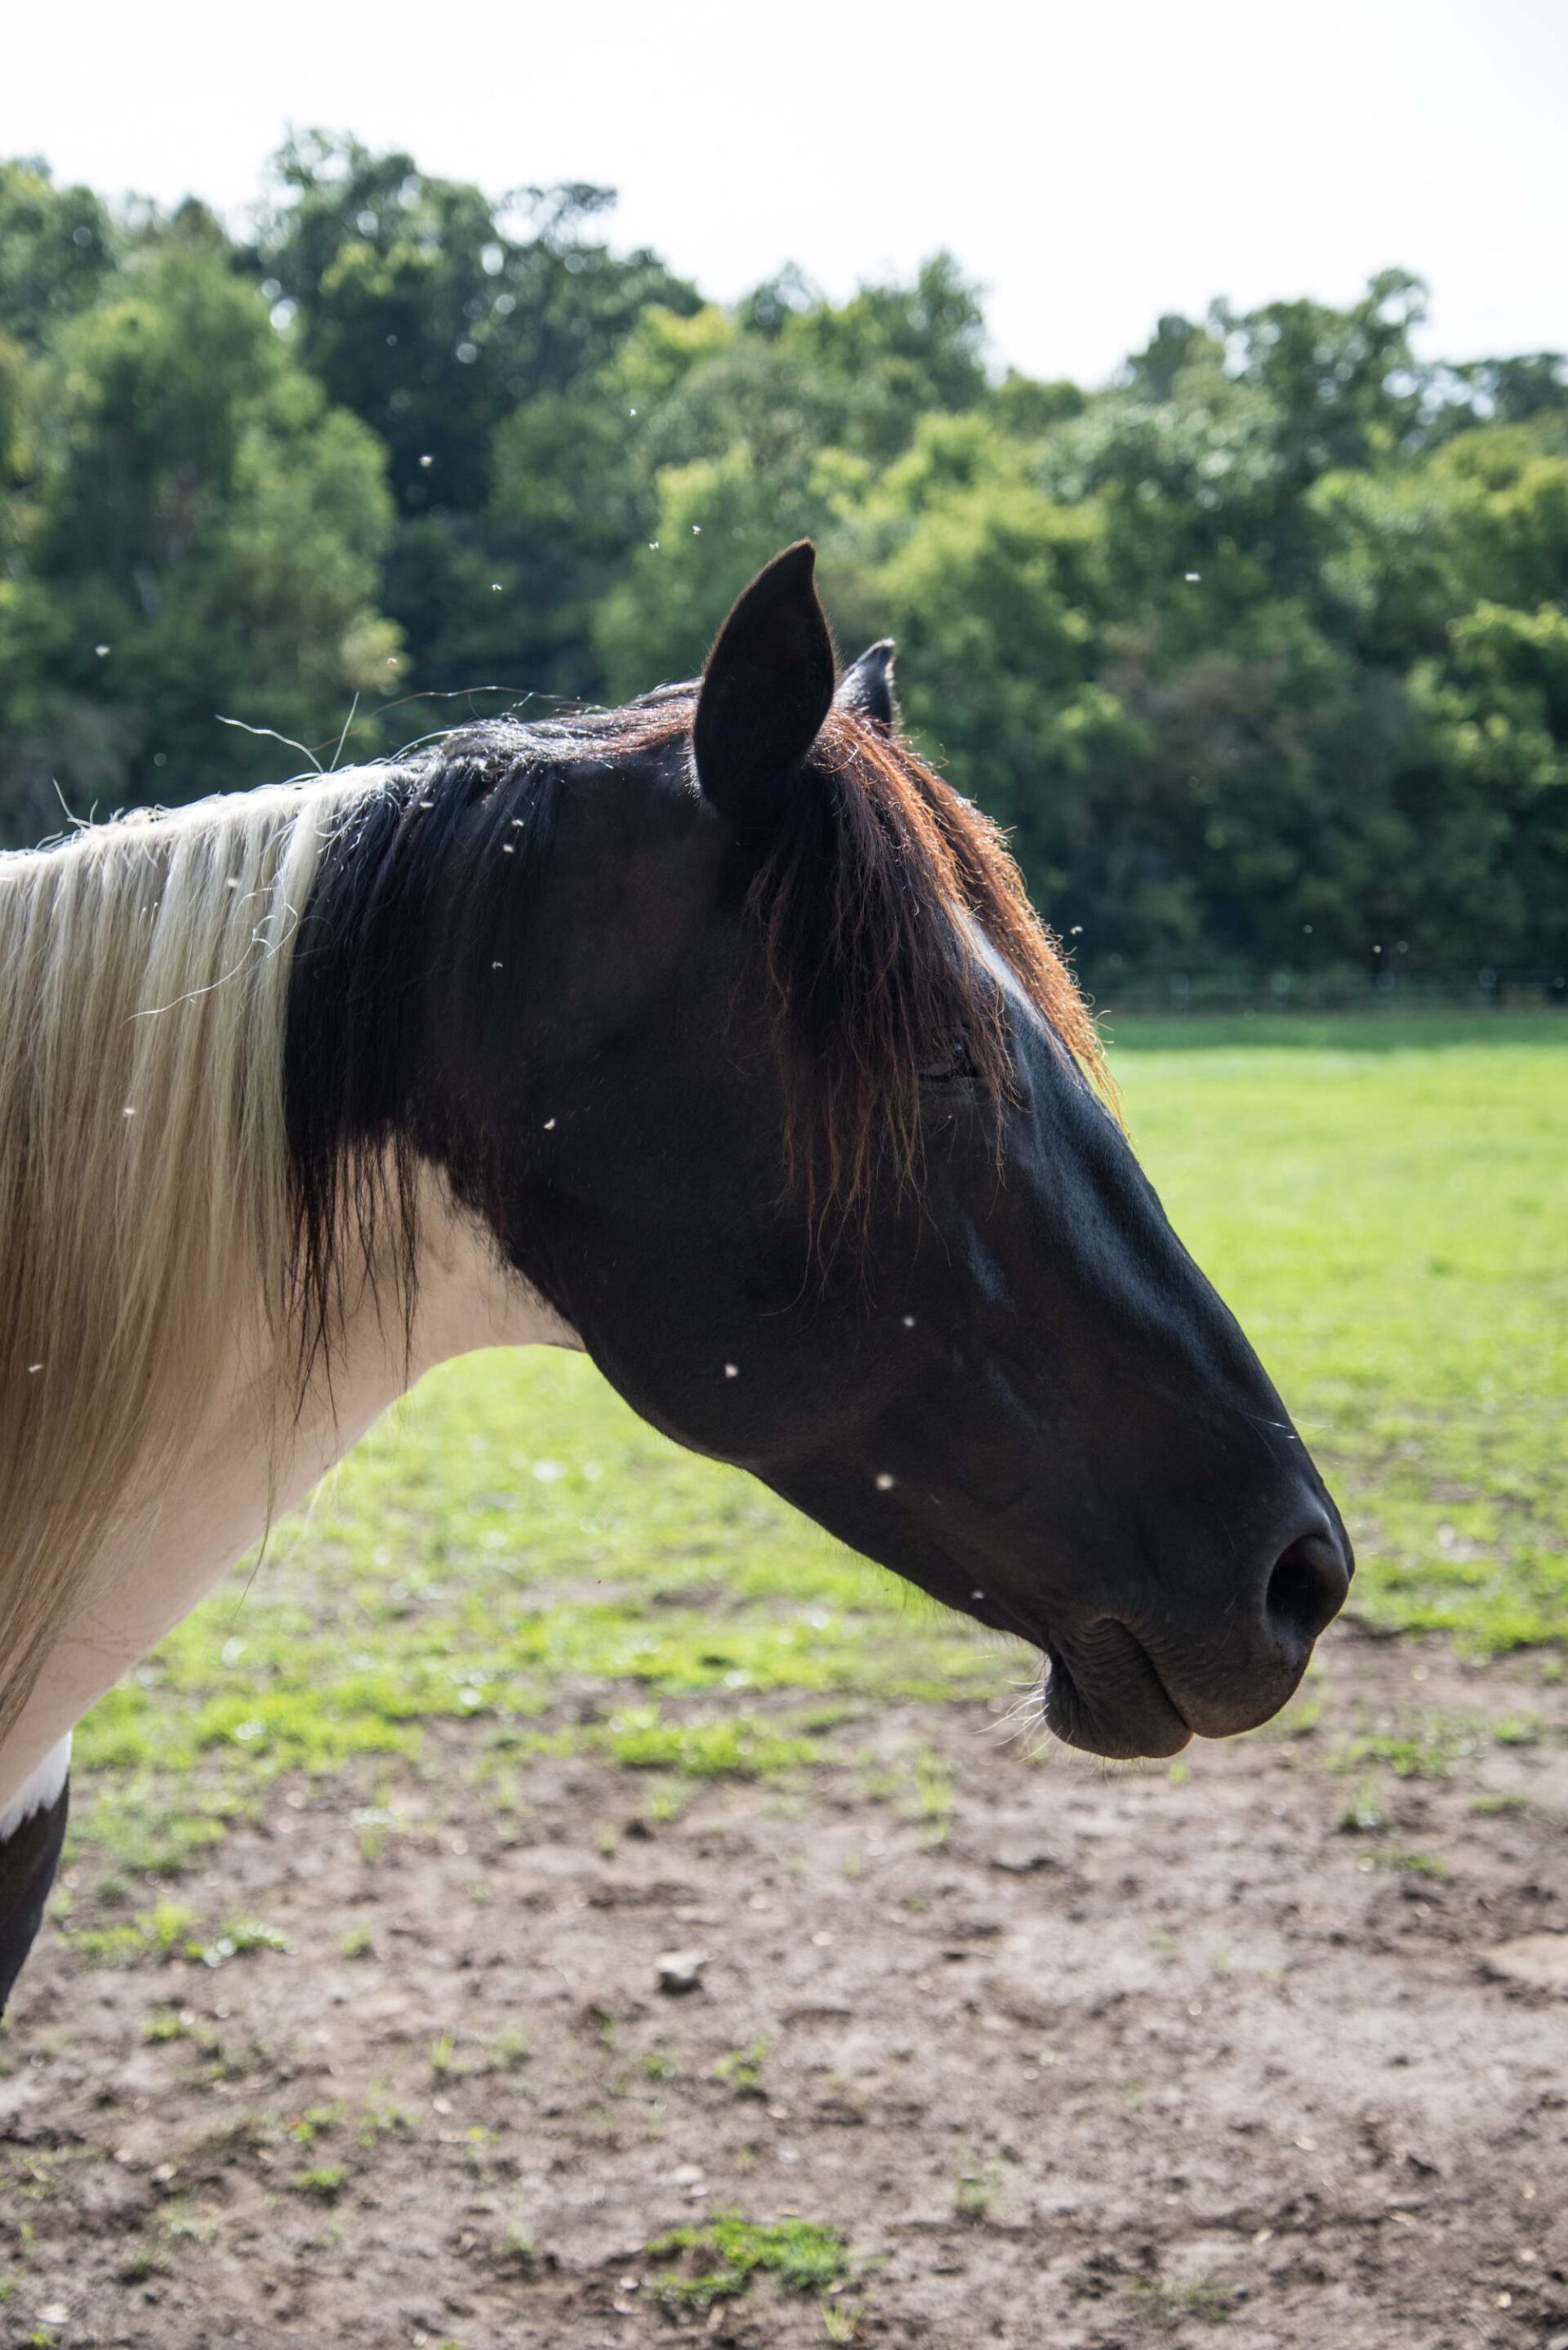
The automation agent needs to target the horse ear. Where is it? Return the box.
[693,542,837,827]
[835,639,897,731]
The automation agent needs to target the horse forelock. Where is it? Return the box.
[748,708,1114,1224]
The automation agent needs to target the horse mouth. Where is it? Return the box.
[1040,1624,1192,1761]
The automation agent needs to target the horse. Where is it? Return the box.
[0,542,1352,2010]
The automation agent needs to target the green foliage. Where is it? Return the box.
[198,1920,290,1966]
[288,2162,348,2198]
[713,2037,768,2096]
[59,1898,289,1969]
[0,159,115,347]
[1,218,397,835]
[1337,1781,1388,1835]
[1112,1022,1568,1649]
[249,132,697,710]
[1129,2272,1238,2325]
[1370,1848,1450,1876]
[2,140,1564,977]
[954,2161,1000,2222]
[647,2213,853,2312]
[60,1899,198,1965]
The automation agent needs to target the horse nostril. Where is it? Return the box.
[1266,1529,1351,1657]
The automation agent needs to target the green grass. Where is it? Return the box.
[645,2214,853,2312]
[63,1014,1566,1880]
[288,2164,349,2200]
[1110,1014,1568,1648]
[713,2037,768,2097]
[59,1902,289,1969]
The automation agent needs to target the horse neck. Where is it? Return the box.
[0,1181,576,1813]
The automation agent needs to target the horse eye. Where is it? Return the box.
[919,1035,972,1086]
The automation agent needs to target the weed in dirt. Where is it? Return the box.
[1471,1791,1530,1815]
[1338,1728,1468,1777]
[1338,1781,1390,1834]
[955,2160,1000,2222]
[904,1747,955,1843]
[116,2247,168,2285]
[143,2009,201,2045]
[338,1923,373,1958]
[1330,1709,1528,1777]
[1129,2272,1237,2326]
[198,1919,289,1966]
[494,2219,538,2271]
[714,2037,768,2097]
[1374,1848,1450,1875]
[284,2104,341,2147]
[640,1778,689,1824]
[354,2090,417,2146]
[60,1899,197,1964]
[647,2214,853,2312]
[65,1775,245,1879]
[157,2199,220,2245]
[596,1706,820,1779]
[289,2163,348,2198]
[484,2026,530,2073]
[859,1745,952,1839]
[61,1902,288,1973]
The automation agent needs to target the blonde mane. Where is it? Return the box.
[0,772,386,1746]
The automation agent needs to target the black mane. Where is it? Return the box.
[283,690,706,1373]
[281,689,1107,1370]
[283,722,558,1376]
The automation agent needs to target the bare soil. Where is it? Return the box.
[3,1624,1566,2350]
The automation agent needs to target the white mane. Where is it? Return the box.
[0,771,384,1743]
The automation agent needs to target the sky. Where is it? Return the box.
[4,0,1564,385]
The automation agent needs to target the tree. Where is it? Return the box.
[0,159,116,350]
[3,145,1565,984]
[596,259,992,693]
[249,135,698,707]
[1,229,398,837]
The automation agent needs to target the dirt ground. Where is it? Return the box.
[2,1624,1566,2350]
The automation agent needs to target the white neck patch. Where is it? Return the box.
[0,1733,70,1842]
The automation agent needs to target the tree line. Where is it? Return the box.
[2,135,1565,991]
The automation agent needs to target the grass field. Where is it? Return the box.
[68,1013,1568,1881]
[16,1014,1568,2350]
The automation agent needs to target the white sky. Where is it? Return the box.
[5,0,1564,385]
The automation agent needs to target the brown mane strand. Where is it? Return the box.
[746,707,1115,1228]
